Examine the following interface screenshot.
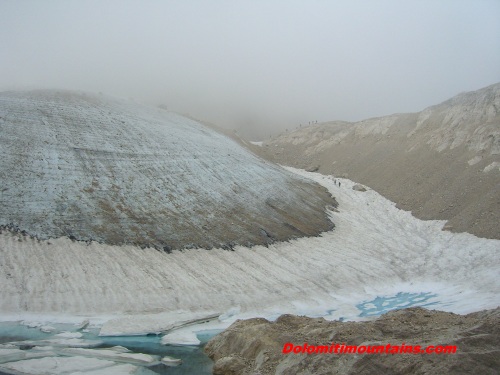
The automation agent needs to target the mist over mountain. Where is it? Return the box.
[2,1,499,139]
[0,90,334,250]
[255,83,500,239]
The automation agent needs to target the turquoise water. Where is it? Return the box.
[0,293,441,373]
[356,292,438,317]
[0,322,218,374]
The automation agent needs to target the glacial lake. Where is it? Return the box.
[0,292,445,374]
[0,322,218,375]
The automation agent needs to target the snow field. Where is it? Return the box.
[0,168,498,332]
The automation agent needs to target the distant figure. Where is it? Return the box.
[339,181,341,187]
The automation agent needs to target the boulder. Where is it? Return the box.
[352,184,367,192]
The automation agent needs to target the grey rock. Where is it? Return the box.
[352,184,367,192]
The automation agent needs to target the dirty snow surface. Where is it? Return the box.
[0,90,333,250]
[0,168,498,322]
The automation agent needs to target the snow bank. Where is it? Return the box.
[0,168,498,327]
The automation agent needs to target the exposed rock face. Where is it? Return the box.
[205,307,500,375]
[0,90,334,250]
[255,83,500,239]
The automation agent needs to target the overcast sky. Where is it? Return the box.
[1,0,499,139]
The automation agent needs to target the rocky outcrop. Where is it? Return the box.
[205,307,500,375]
[256,83,500,239]
[0,90,335,250]
[305,165,320,172]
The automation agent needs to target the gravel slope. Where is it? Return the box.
[255,83,500,239]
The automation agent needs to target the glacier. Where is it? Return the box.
[0,90,333,250]
[0,168,498,324]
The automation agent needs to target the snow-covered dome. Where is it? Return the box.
[0,90,334,250]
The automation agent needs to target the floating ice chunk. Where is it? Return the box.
[45,338,103,348]
[0,344,17,349]
[31,351,57,360]
[11,338,103,348]
[40,325,56,333]
[161,355,182,366]
[75,319,90,331]
[0,348,57,364]
[0,356,115,374]
[54,331,83,339]
[102,346,131,353]
[99,311,220,336]
[59,348,159,365]
[71,363,158,375]
[21,321,42,328]
[71,363,136,375]
[32,346,55,352]
[0,348,26,364]
[161,330,201,346]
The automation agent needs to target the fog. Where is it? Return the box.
[1,1,499,139]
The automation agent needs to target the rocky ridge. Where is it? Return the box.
[205,307,500,375]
